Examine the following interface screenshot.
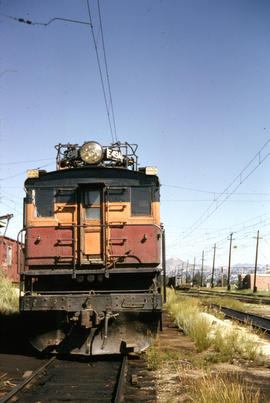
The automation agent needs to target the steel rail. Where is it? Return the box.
[113,355,128,403]
[0,356,56,403]
[178,288,270,305]
[220,306,270,332]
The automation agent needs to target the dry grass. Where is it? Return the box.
[166,289,211,352]
[152,345,262,403]
[212,326,261,361]
[190,372,261,403]
[148,290,263,402]
[165,288,261,362]
[0,372,16,397]
[144,336,182,370]
[202,296,246,311]
[0,276,19,314]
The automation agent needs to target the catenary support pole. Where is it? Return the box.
[253,230,260,293]
[227,233,233,291]
[211,244,216,288]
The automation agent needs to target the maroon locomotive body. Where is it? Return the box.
[18,142,164,355]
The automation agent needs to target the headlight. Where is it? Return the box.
[80,141,103,164]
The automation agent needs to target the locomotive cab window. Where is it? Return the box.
[83,189,101,220]
[34,189,54,217]
[55,189,76,204]
[131,187,151,216]
[107,188,130,202]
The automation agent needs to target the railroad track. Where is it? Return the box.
[220,306,270,332]
[0,354,128,403]
[177,288,270,305]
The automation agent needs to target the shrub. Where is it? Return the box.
[0,276,19,314]
[166,288,261,361]
[191,373,261,403]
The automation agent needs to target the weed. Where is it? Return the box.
[190,372,261,403]
[202,296,246,311]
[0,276,19,314]
[144,337,182,370]
[144,341,163,370]
[188,316,212,352]
[166,287,261,363]
[166,289,212,352]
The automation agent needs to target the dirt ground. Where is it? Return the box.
[154,311,270,402]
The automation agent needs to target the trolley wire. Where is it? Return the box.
[97,0,118,142]
[0,158,54,166]
[0,162,54,181]
[182,137,270,238]
[86,0,116,143]
[0,13,91,27]
[1,5,118,143]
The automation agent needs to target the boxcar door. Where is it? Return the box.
[80,187,103,264]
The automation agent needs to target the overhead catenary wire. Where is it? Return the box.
[163,184,270,196]
[162,199,270,202]
[0,13,91,27]
[176,211,270,261]
[0,162,55,181]
[2,6,118,144]
[182,137,270,238]
[86,0,116,143]
[0,158,55,166]
[96,0,118,142]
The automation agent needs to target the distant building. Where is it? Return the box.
[0,236,22,282]
[238,273,270,291]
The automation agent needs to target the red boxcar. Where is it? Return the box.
[0,236,22,282]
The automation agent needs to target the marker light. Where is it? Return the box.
[145,166,158,175]
[80,141,103,164]
[27,169,39,178]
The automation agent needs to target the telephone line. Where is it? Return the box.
[183,137,270,238]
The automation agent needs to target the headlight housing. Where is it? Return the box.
[80,141,103,164]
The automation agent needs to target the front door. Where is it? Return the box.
[80,187,103,264]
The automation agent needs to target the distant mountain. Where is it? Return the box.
[166,258,268,277]
[166,258,184,275]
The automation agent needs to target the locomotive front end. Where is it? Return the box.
[19,142,164,355]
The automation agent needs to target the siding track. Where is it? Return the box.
[178,288,270,305]
[0,355,128,403]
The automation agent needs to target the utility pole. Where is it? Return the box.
[200,250,204,287]
[186,260,189,283]
[253,230,261,293]
[221,266,224,287]
[181,262,184,283]
[211,244,216,288]
[192,257,196,286]
[0,214,13,237]
[227,233,233,291]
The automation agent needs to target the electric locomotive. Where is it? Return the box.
[18,141,164,355]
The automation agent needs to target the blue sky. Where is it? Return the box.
[1,0,270,269]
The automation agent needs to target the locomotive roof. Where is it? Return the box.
[25,166,160,189]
